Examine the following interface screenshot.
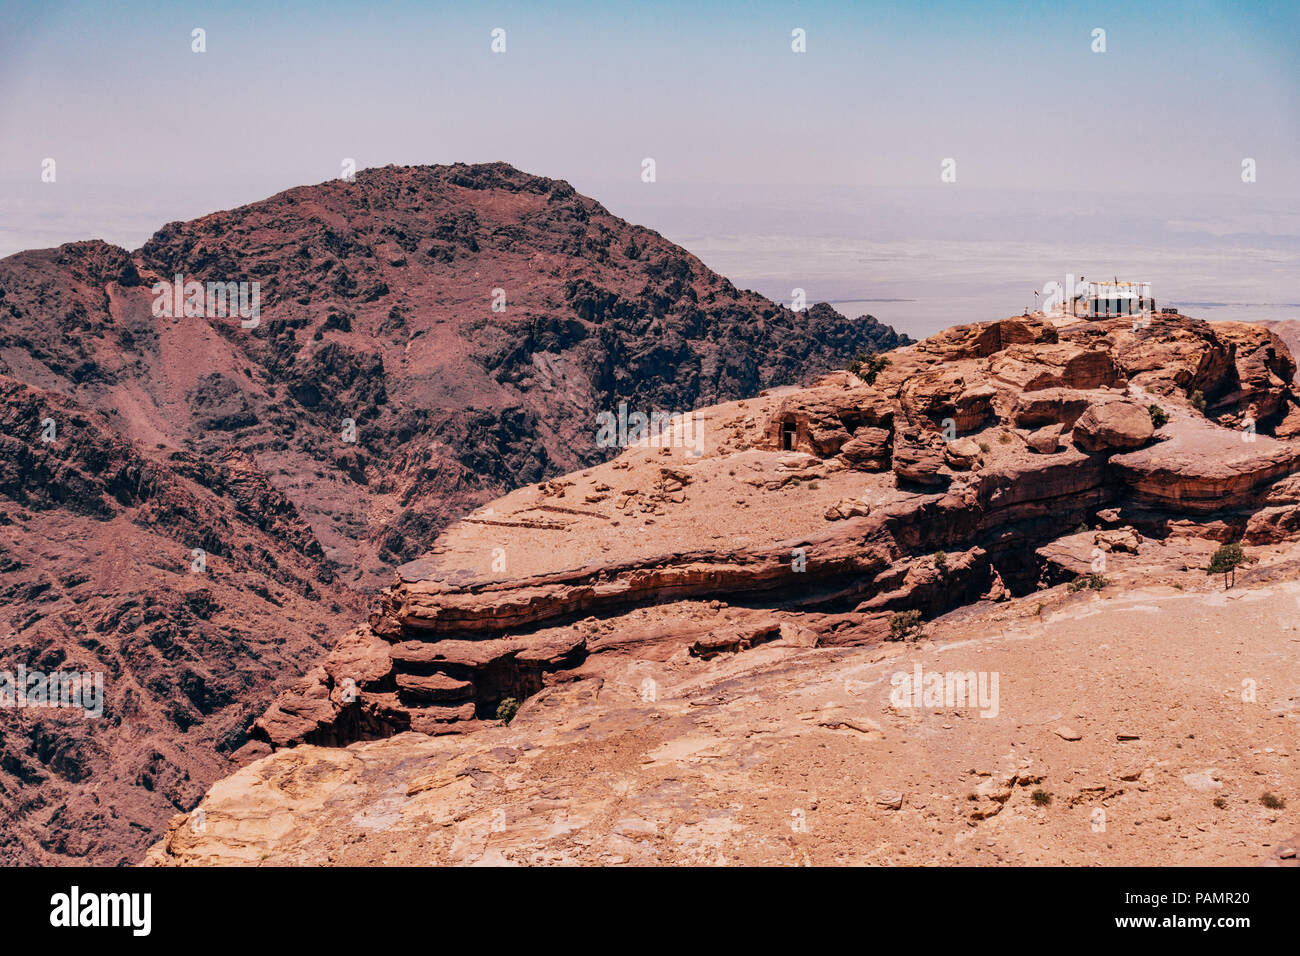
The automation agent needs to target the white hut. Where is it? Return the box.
[1077,280,1155,318]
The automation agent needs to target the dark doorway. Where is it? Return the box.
[781,421,797,450]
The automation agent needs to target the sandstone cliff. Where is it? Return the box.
[245,311,1300,751]
[147,313,1300,867]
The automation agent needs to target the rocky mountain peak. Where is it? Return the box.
[0,164,907,863]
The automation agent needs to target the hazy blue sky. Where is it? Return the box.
[1,0,1297,335]
[3,0,1296,196]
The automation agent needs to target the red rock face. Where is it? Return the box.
[0,163,909,864]
[0,378,364,864]
[246,313,1300,754]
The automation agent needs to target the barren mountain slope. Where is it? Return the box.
[2,164,908,588]
[0,163,907,864]
[0,377,364,864]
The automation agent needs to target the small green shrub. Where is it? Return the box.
[1190,389,1206,412]
[933,550,948,569]
[1261,791,1286,810]
[888,609,925,642]
[1031,789,1052,806]
[1147,404,1169,428]
[495,697,521,724]
[1069,573,1108,592]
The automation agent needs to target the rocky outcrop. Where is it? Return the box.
[990,343,1121,392]
[839,426,891,471]
[899,369,995,431]
[1071,400,1155,453]
[248,312,1300,749]
[1094,527,1143,553]
[765,387,894,457]
[917,314,1058,360]
[892,429,949,486]
[1026,423,1065,454]
[943,437,983,470]
[1013,388,1093,429]
[1111,418,1300,512]
[147,535,1300,868]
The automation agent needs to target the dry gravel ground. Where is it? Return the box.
[148,549,1300,867]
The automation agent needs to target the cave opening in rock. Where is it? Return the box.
[472,658,548,720]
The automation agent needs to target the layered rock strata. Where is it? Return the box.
[249,313,1300,749]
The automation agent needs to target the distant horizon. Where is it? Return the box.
[6,166,1300,260]
[4,0,1297,338]
[3,159,1298,340]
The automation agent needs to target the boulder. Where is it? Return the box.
[1071,401,1154,453]
[824,498,872,521]
[892,430,948,486]
[396,672,475,703]
[944,437,983,470]
[900,370,995,432]
[778,454,818,471]
[1245,505,1300,544]
[875,790,904,810]
[838,426,891,471]
[1026,423,1064,454]
[807,417,852,457]
[991,344,1122,392]
[1094,528,1142,553]
[983,567,1009,602]
[689,620,781,659]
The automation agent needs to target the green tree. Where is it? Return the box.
[1207,542,1245,589]
[849,353,890,385]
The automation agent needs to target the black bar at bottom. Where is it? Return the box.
[0,865,1282,943]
